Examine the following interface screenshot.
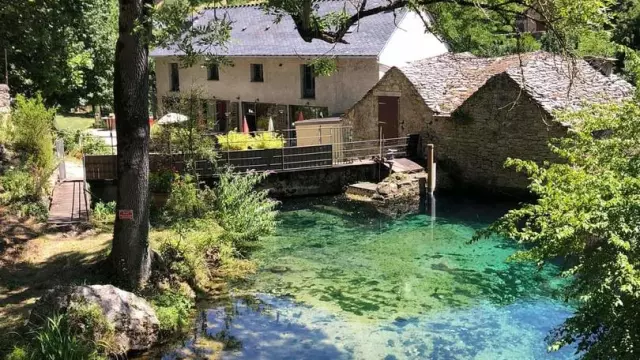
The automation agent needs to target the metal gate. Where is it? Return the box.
[55,138,66,181]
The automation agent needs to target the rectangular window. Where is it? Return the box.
[207,64,219,81]
[250,64,264,82]
[170,63,180,92]
[301,64,316,99]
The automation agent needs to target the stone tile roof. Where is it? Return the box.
[152,0,407,57]
[400,51,634,115]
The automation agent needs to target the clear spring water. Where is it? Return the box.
[164,195,576,360]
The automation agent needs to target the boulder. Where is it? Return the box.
[30,284,160,353]
[377,182,399,196]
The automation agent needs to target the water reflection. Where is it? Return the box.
[163,195,575,359]
[164,294,575,360]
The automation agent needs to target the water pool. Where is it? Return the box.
[165,195,575,359]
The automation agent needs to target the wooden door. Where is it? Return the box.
[216,101,228,132]
[378,96,399,139]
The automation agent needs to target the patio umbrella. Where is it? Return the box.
[242,116,250,134]
[157,112,188,125]
[267,117,274,132]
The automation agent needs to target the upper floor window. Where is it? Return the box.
[207,64,219,81]
[250,64,264,82]
[301,64,316,99]
[170,63,180,92]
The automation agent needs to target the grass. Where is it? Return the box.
[54,114,95,131]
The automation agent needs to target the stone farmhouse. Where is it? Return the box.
[151,0,447,133]
[343,52,634,191]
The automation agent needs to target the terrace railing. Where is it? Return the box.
[84,125,413,181]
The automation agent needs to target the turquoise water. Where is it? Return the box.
[165,195,575,359]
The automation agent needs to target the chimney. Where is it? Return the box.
[584,56,615,77]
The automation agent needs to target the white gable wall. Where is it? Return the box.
[377,11,449,78]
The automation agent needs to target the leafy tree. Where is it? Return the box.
[0,0,117,110]
[474,92,640,358]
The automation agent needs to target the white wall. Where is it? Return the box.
[155,56,380,116]
[377,11,448,76]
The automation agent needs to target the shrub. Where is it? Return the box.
[150,288,194,334]
[0,113,13,145]
[92,201,116,224]
[216,130,252,150]
[6,347,28,360]
[149,170,174,193]
[0,169,38,203]
[27,311,109,360]
[252,132,284,149]
[80,134,110,156]
[164,175,206,221]
[11,94,56,172]
[157,222,221,286]
[57,130,110,158]
[212,168,278,249]
[0,167,49,220]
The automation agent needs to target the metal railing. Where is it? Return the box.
[84,125,412,180]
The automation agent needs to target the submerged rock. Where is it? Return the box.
[30,284,160,353]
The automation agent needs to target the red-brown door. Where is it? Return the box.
[378,96,399,139]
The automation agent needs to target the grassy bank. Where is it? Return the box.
[54,114,94,131]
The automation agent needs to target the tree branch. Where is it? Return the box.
[289,0,532,44]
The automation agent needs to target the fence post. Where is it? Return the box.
[318,125,322,145]
[427,144,436,194]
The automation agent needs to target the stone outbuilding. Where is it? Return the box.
[343,52,634,192]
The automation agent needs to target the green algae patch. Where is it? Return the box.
[251,196,566,321]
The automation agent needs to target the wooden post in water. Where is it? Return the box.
[427,144,436,194]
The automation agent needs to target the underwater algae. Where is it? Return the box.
[164,196,575,360]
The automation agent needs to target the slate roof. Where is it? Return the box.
[151,0,407,57]
[399,51,634,115]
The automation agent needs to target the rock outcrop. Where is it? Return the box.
[30,284,160,353]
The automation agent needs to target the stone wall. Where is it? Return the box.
[343,67,433,141]
[430,74,568,190]
[0,84,9,113]
[343,70,569,192]
[88,163,388,203]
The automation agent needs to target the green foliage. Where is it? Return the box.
[156,220,225,286]
[0,0,117,109]
[428,3,540,56]
[0,168,49,220]
[212,168,278,249]
[309,58,338,77]
[26,313,108,360]
[216,130,253,151]
[56,130,110,158]
[150,288,195,333]
[92,201,116,224]
[251,132,285,149]
[0,169,38,204]
[6,347,28,360]
[153,0,232,68]
[216,131,284,150]
[80,134,110,156]
[474,99,640,358]
[11,95,57,173]
[164,175,209,221]
[149,170,175,193]
[0,114,13,145]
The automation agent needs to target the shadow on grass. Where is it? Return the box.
[0,233,111,356]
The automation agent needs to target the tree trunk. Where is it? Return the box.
[110,0,153,290]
